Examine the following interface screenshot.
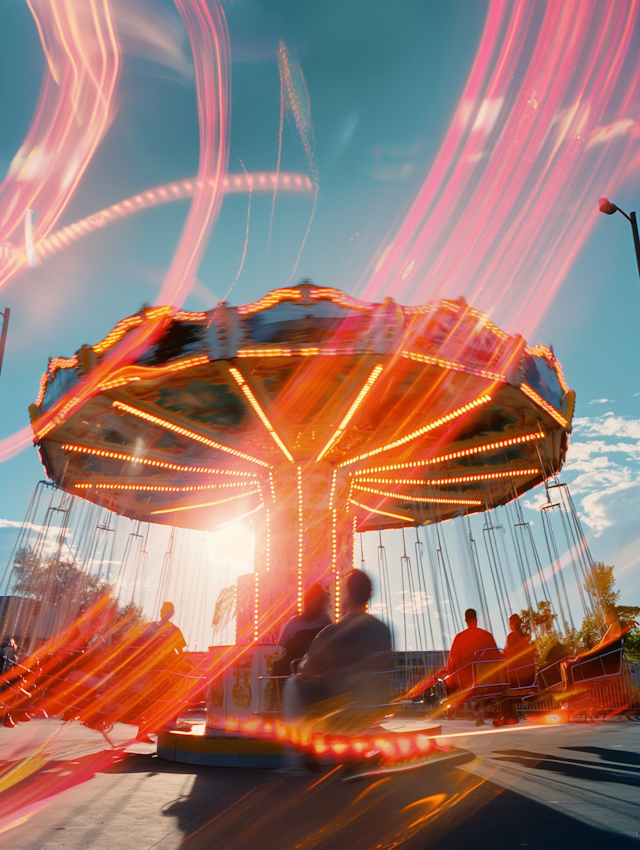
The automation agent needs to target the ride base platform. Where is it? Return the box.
[157,719,443,768]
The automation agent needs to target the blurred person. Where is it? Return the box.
[276,583,331,671]
[279,582,332,664]
[1,638,19,674]
[268,583,332,711]
[127,602,189,741]
[143,601,187,656]
[281,570,392,771]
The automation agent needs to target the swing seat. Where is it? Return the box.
[504,659,538,700]
[569,637,624,686]
[440,648,509,710]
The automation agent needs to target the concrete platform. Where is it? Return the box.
[2,717,639,849]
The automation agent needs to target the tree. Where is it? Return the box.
[519,600,570,660]
[12,545,111,612]
[11,545,146,628]
[579,562,639,658]
[583,562,619,614]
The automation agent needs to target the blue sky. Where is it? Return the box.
[0,1,639,647]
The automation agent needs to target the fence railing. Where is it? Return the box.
[394,659,640,716]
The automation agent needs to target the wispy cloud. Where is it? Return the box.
[559,412,640,535]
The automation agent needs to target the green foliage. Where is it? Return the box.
[520,600,556,637]
[576,611,601,652]
[519,600,569,660]
[519,563,639,661]
[578,562,640,658]
[583,562,620,613]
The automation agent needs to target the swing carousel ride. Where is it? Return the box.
[0,280,589,768]
[29,281,575,647]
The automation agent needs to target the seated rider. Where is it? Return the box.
[283,569,393,733]
[561,606,626,689]
[277,582,332,674]
[129,601,188,740]
[147,602,187,658]
[502,614,536,687]
[445,608,497,693]
[497,613,536,726]
[267,583,332,711]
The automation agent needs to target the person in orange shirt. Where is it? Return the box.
[445,608,497,693]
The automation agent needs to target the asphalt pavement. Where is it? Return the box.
[1,717,639,849]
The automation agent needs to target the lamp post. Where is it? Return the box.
[599,197,640,283]
[0,307,9,381]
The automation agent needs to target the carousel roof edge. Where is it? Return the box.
[29,285,574,434]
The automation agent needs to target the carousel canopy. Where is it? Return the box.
[30,283,574,532]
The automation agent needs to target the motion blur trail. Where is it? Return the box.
[365,0,640,335]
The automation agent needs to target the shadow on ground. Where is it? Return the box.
[101,750,640,850]
[491,748,640,788]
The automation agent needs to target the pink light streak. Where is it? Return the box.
[0,0,232,463]
[157,0,230,307]
[364,0,640,337]
[0,0,121,292]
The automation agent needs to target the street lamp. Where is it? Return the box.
[0,307,9,381]
[599,197,640,282]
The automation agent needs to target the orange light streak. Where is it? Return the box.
[354,430,546,475]
[340,393,492,467]
[268,471,276,503]
[93,315,144,355]
[316,364,384,461]
[237,288,303,315]
[254,572,259,642]
[236,346,357,358]
[111,400,271,467]
[34,174,311,265]
[310,287,373,312]
[228,367,294,462]
[265,507,271,571]
[95,354,210,394]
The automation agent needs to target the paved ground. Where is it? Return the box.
[1,716,639,849]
